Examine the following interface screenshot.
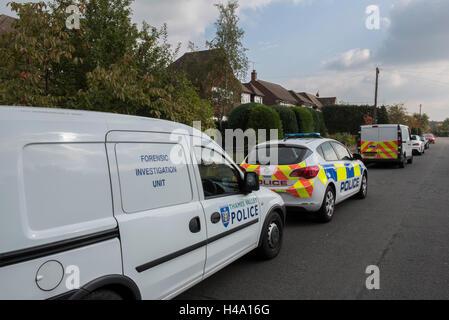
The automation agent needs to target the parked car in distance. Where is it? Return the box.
[411,135,425,155]
[420,136,430,150]
[423,133,436,144]
[241,133,368,223]
[359,124,413,168]
[0,106,286,300]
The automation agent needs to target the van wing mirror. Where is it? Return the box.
[242,172,260,193]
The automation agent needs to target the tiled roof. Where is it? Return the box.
[318,97,337,106]
[255,79,297,104]
[242,82,264,97]
[297,92,323,108]
[289,91,313,106]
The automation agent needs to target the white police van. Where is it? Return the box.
[241,134,368,222]
[0,106,285,300]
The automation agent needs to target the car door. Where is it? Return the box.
[331,142,361,199]
[193,144,261,276]
[106,131,207,300]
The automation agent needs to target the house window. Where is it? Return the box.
[241,93,251,104]
[254,96,263,104]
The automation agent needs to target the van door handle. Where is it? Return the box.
[189,216,201,233]
[211,212,221,224]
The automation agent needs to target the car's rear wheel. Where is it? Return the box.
[257,211,283,260]
[317,186,335,223]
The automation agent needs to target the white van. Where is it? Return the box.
[359,124,413,168]
[0,106,285,300]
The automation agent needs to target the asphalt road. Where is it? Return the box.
[179,138,449,300]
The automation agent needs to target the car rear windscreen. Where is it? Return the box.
[247,145,309,165]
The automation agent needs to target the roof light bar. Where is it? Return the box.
[284,133,322,139]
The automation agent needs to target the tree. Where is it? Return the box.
[207,0,248,124]
[0,2,75,107]
[377,105,389,124]
[1,0,215,129]
[412,113,430,134]
[387,104,408,124]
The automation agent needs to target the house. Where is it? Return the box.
[289,91,315,108]
[0,14,16,34]
[249,70,297,106]
[317,96,338,106]
[241,82,264,104]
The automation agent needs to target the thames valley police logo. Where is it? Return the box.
[220,206,231,228]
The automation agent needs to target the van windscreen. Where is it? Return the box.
[247,145,308,165]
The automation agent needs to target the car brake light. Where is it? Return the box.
[290,166,320,179]
[413,143,419,146]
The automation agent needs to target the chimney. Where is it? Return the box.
[251,70,257,82]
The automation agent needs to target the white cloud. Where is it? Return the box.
[323,48,371,70]
[131,0,278,53]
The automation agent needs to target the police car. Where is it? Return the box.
[241,133,368,222]
[0,106,285,300]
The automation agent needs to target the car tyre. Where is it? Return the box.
[256,211,283,260]
[82,289,123,300]
[317,186,335,223]
[356,173,368,199]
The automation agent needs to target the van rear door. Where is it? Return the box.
[377,126,399,159]
[361,126,379,159]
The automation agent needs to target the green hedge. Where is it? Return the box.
[270,105,298,134]
[228,102,263,131]
[322,105,390,134]
[292,107,314,133]
[317,111,328,137]
[323,105,373,134]
[247,105,283,139]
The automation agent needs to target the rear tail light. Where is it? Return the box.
[413,143,419,146]
[290,166,320,179]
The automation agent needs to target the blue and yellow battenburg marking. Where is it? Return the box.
[241,161,364,199]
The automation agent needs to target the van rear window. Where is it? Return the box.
[247,145,308,165]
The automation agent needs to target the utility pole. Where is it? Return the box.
[419,104,422,116]
[374,67,380,124]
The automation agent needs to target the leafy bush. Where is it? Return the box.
[228,102,263,131]
[270,105,298,134]
[247,105,283,139]
[328,132,356,146]
[292,107,314,133]
[318,111,328,137]
[306,108,322,133]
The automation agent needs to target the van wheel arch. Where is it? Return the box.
[69,274,141,300]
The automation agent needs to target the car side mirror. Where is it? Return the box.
[242,172,260,193]
[352,153,363,161]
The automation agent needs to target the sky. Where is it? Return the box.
[2,0,449,121]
